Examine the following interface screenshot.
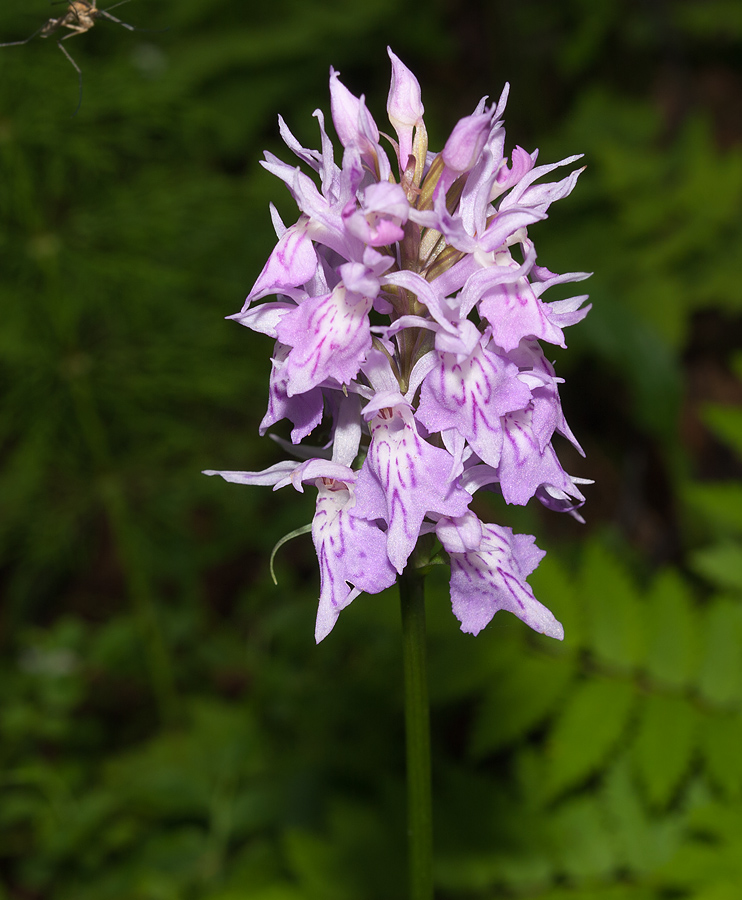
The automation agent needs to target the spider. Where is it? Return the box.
[0,1,155,116]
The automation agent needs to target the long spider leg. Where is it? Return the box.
[0,26,46,47]
[97,10,136,32]
[97,10,168,33]
[56,39,83,117]
[102,1,133,12]
[0,37,36,47]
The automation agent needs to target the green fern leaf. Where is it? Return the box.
[283,829,349,900]
[546,676,635,798]
[692,542,742,593]
[644,569,699,688]
[659,802,742,898]
[701,711,742,796]
[550,796,617,881]
[531,887,655,900]
[684,482,742,535]
[581,541,646,671]
[632,693,697,808]
[602,758,683,875]
[696,597,742,708]
[469,653,575,758]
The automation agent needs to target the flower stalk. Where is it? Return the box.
[400,563,434,900]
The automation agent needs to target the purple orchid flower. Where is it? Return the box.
[205,50,590,642]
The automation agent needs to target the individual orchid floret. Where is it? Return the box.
[342,181,410,247]
[353,389,472,573]
[311,472,397,642]
[478,254,569,351]
[275,282,375,395]
[498,407,580,506]
[259,343,325,443]
[242,218,318,307]
[206,49,591,643]
[204,459,396,642]
[436,512,563,639]
[415,329,531,471]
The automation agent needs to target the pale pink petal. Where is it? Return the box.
[353,397,471,572]
[437,519,562,639]
[276,286,373,395]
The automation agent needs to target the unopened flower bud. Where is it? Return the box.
[442,111,492,174]
[387,46,424,171]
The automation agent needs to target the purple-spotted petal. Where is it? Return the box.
[498,408,577,505]
[352,399,471,572]
[437,518,562,639]
[276,285,373,395]
[244,220,318,307]
[416,335,531,470]
[312,477,397,642]
[259,343,325,443]
[479,274,566,350]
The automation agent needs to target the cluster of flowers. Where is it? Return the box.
[205,49,590,643]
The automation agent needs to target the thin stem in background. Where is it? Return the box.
[66,369,179,727]
[26,228,180,727]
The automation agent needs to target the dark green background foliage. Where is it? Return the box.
[1,0,741,896]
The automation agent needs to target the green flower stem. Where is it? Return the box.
[399,564,434,900]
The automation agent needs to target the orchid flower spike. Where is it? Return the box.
[205,50,591,643]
